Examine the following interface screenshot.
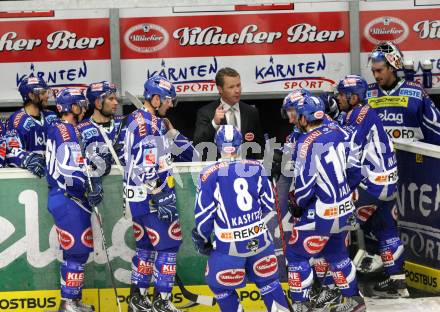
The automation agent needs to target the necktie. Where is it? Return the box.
[228,105,237,129]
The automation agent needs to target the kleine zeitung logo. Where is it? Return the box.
[124,23,169,53]
[364,16,409,44]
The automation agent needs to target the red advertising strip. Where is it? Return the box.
[360,9,440,52]
[0,18,110,63]
[0,11,55,18]
[120,12,349,60]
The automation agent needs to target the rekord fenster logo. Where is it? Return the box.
[125,23,169,53]
[255,55,335,90]
[364,16,409,45]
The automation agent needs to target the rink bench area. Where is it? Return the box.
[0,142,440,311]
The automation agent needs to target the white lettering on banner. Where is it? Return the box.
[0,32,42,51]
[413,20,440,39]
[0,189,136,284]
[287,23,344,43]
[173,25,282,46]
[46,30,104,50]
[396,183,440,218]
[0,31,104,52]
[400,223,440,262]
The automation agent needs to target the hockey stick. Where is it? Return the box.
[123,91,218,307]
[84,167,122,312]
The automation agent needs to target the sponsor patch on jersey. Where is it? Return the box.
[143,147,157,166]
[303,236,329,254]
[368,96,408,108]
[82,127,99,140]
[65,272,84,287]
[216,221,267,242]
[132,222,145,241]
[80,227,93,248]
[314,259,330,278]
[332,271,349,289]
[288,228,299,245]
[385,127,417,139]
[200,161,228,182]
[161,264,176,275]
[13,111,26,129]
[135,112,147,137]
[138,259,154,275]
[355,105,369,124]
[168,220,182,241]
[299,129,322,158]
[253,255,278,277]
[288,271,302,292]
[56,227,75,250]
[244,132,255,141]
[381,249,395,266]
[399,88,422,99]
[146,227,160,246]
[56,123,71,142]
[367,89,378,98]
[317,198,354,219]
[216,269,245,287]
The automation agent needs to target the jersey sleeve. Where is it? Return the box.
[194,169,218,242]
[420,91,440,145]
[5,116,29,168]
[257,165,274,213]
[168,130,200,162]
[293,142,317,209]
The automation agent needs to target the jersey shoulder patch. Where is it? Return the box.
[200,161,229,183]
[12,111,26,129]
[77,121,92,130]
[355,105,370,125]
[55,123,73,142]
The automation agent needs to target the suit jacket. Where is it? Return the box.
[193,100,264,160]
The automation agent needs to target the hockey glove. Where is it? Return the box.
[320,93,340,120]
[22,152,46,178]
[287,191,303,218]
[271,149,283,182]
[86,177,104,207]
[191,228,213,256]
[151,190,178,223]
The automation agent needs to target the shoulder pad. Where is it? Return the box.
[77,121,92,129]
[200,161,229,183]
[55,123,72,142]
[12,111,26,129]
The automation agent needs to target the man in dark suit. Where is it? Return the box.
[193,67,264,160]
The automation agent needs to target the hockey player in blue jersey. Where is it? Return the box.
[46,88,102,312]
[124,76,183,312]
[78,81,124,177]
[335,75,409,298]
[192,124,289,312]
[367,41,440,144]
[286,95,365,312]
[6,76,58,177]
[0,120,6,168]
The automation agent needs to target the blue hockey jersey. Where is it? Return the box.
[46,121,88,201]
[6,108,58,167]
[341,104,397,200]
[77,115,126,171]
[293,123,355,234]
[123,109,174,218]
[367,80,440,144]
[194,159,274,257]
[0,120,5,168]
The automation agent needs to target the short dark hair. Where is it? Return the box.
[215,67,240,87]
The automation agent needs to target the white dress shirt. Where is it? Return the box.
[211,99,241,131]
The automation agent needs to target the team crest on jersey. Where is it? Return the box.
[81,227,94,248]
[303,236,329,254]
[56,227,75,250]
[168,220,182,240]
[253,255,278,277]
[146,227,160,246]
[216,269,245,287]
[132,222,145,241]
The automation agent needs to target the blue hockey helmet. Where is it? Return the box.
[86,81,118,108]
[368,41,403,70]
[56,88,87,114]
[18,76,49,103]
[215,125,242,155]
[144,75,177,107]
[337,75,368,103]
[294,95,325,123]
[281,88,311,119]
